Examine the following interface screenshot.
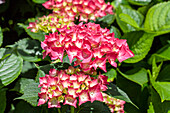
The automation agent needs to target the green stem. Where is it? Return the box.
[77,108,83,113]
[57,108,61,113]
[71,106,74,113]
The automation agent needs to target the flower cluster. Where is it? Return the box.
[43,0,114,22]
[102,93,125,113]
[41,22,134,72]
[27,13,75,33]
[38,67,108,108]
[27,0,114,33]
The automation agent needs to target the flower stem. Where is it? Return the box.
[57,108,61,113]
[71,106,74,113]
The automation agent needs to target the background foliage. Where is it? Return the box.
[0,0,170,113]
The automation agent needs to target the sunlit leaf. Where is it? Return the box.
[32,0,47,4]
[116,5,144,33]
[0,52,23,88]
[15,78,40,106]
[144,1,170,35]
[128,0,151,6]
[122,31,155,63]
[153,82,170,102]
[117,68,148,87]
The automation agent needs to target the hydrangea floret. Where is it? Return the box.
[41,22,134,72]
[42,0,114,22]
[27,13,75,33]
[102,93,125,113]
[38,67,109,108]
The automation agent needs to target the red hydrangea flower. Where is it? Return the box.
[38,67,109,108]
[42,0,114,22]
[41,23,134,72]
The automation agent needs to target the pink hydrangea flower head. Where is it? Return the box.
[27,13,75,33]
[38,67,109,108]
[42,0,114,22]
[41,23,134,72]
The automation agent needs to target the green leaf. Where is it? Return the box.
[138,5,151,16]
[116,5,144,33]
[32,0,47,4]
[148,44,170,64]
[0,88,6,113]
[103,68,117,82]
[144,1,170,35]
[0,48,6,59]
[20,61,37,79]
[117,68,148,87]
[148,69,154,85]
[153,82,170,102]
[119,13,139,28]
[16,38,43,62]
[147,102,155,113]
[98,14,115,25]
[110,26,121,38]
[117,74,149,112]
[35,64,54,82]
[105,83,137,108]
[12,78,36,94]
[22,61,36,73]
[0,48,11,60]
[111,0,129,8]
[122,31,155,63]
[128,0,151,6]
[18,23,45,42]
[0,27,3,47]
[151,57,163,81]
[63,55,71,65]
[150,87,170,113]
[15,78,40,106]
[157,64,170,82]
[14,100,41,113]
[0,53,23,88]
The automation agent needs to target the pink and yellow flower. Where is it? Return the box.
[27,13,74,33]
[41,23,134,72]
[38,67,109,108]
[42,0,114,22]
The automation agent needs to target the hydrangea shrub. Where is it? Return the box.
[1,0,169,113]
